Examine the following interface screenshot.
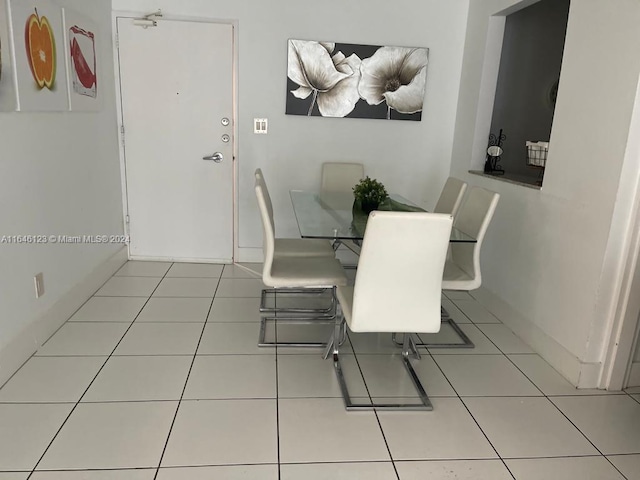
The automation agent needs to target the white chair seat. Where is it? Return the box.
[442,260,475,289]
[275,238,334,257]
[267,257,348,288]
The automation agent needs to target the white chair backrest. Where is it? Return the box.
[434,177,467,217]
[321,162,364,193]
[350,212,453,333]
[255,169,275,233]
[450,186,500,289]
[254,172,276,280]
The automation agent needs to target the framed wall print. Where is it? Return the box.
[0,0,17,111]
[9,0,68,111]
[286,39,429,121]
[63,8,100,111]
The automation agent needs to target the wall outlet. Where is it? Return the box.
[253,118,268,134]
[34,272,45,298]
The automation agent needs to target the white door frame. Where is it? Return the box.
[600,207,640,390]
[111,11,239,263]
[599,75,640,390]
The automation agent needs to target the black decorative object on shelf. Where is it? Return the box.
[484,129,506,176]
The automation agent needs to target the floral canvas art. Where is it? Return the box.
[286,39,428,121]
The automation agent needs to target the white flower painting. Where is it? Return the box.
[286,39,428,121]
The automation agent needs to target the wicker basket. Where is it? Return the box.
[526,141,549,168]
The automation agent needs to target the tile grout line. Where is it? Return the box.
[152,271,222,480]
[543,396,632,479]
[0,353,38,392]
[500,346,635,477]
[25,262,176,479]
[95,295,225,299]
[7,271,637,476]
[438,300,633,477]
[436,303,631,474]
[347,335,401,480]
[273,289,282,480]
[450,295,502,324]
[30,267,138,354]
[66,321,210,324]
[429,350,516,479]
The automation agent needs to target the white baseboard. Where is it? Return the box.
[472,286,601,388]
[577,362,605,389]
[0,247,128,387]
[236,247,263,263]
[129,255,232,263]
[628,362,640,387]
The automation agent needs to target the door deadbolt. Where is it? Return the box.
[221,117,230,126]
[221,134,230,143]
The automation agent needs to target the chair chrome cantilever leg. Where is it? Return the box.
[260,287,336,315]
[258,287,338,348]
[325,316,434,411]
[392,308,474,349]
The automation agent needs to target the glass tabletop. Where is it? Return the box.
[290,190,476,242]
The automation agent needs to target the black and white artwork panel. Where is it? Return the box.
[286,39,428,121]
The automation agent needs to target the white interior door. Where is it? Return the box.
[117,18,234,262]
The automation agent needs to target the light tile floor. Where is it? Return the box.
[1,261,640,480]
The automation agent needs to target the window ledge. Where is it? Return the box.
[469,170,542,190]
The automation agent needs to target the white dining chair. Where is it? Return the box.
[255,169,335,258]
[323,211,453,410]
[434,177,467,217]
[412,186,500,350]
[255,175,348,347]
[442,186,500,291]
[321,162,364,193]
[420,176,467,347]
[255,169,339,315]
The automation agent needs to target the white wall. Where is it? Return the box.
[0,0,123,383]
[451,0,640,386]
[111,0,470,259]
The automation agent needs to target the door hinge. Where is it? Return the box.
[125,215,130,224]
[120,125,125,147]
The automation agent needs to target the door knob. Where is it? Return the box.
[203,152,223,163]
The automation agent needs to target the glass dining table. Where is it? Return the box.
[289,189,476,350]
[290,190,477,243]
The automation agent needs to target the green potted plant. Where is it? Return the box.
[353,176,389,214]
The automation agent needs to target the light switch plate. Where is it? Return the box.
[254,118,268,134]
